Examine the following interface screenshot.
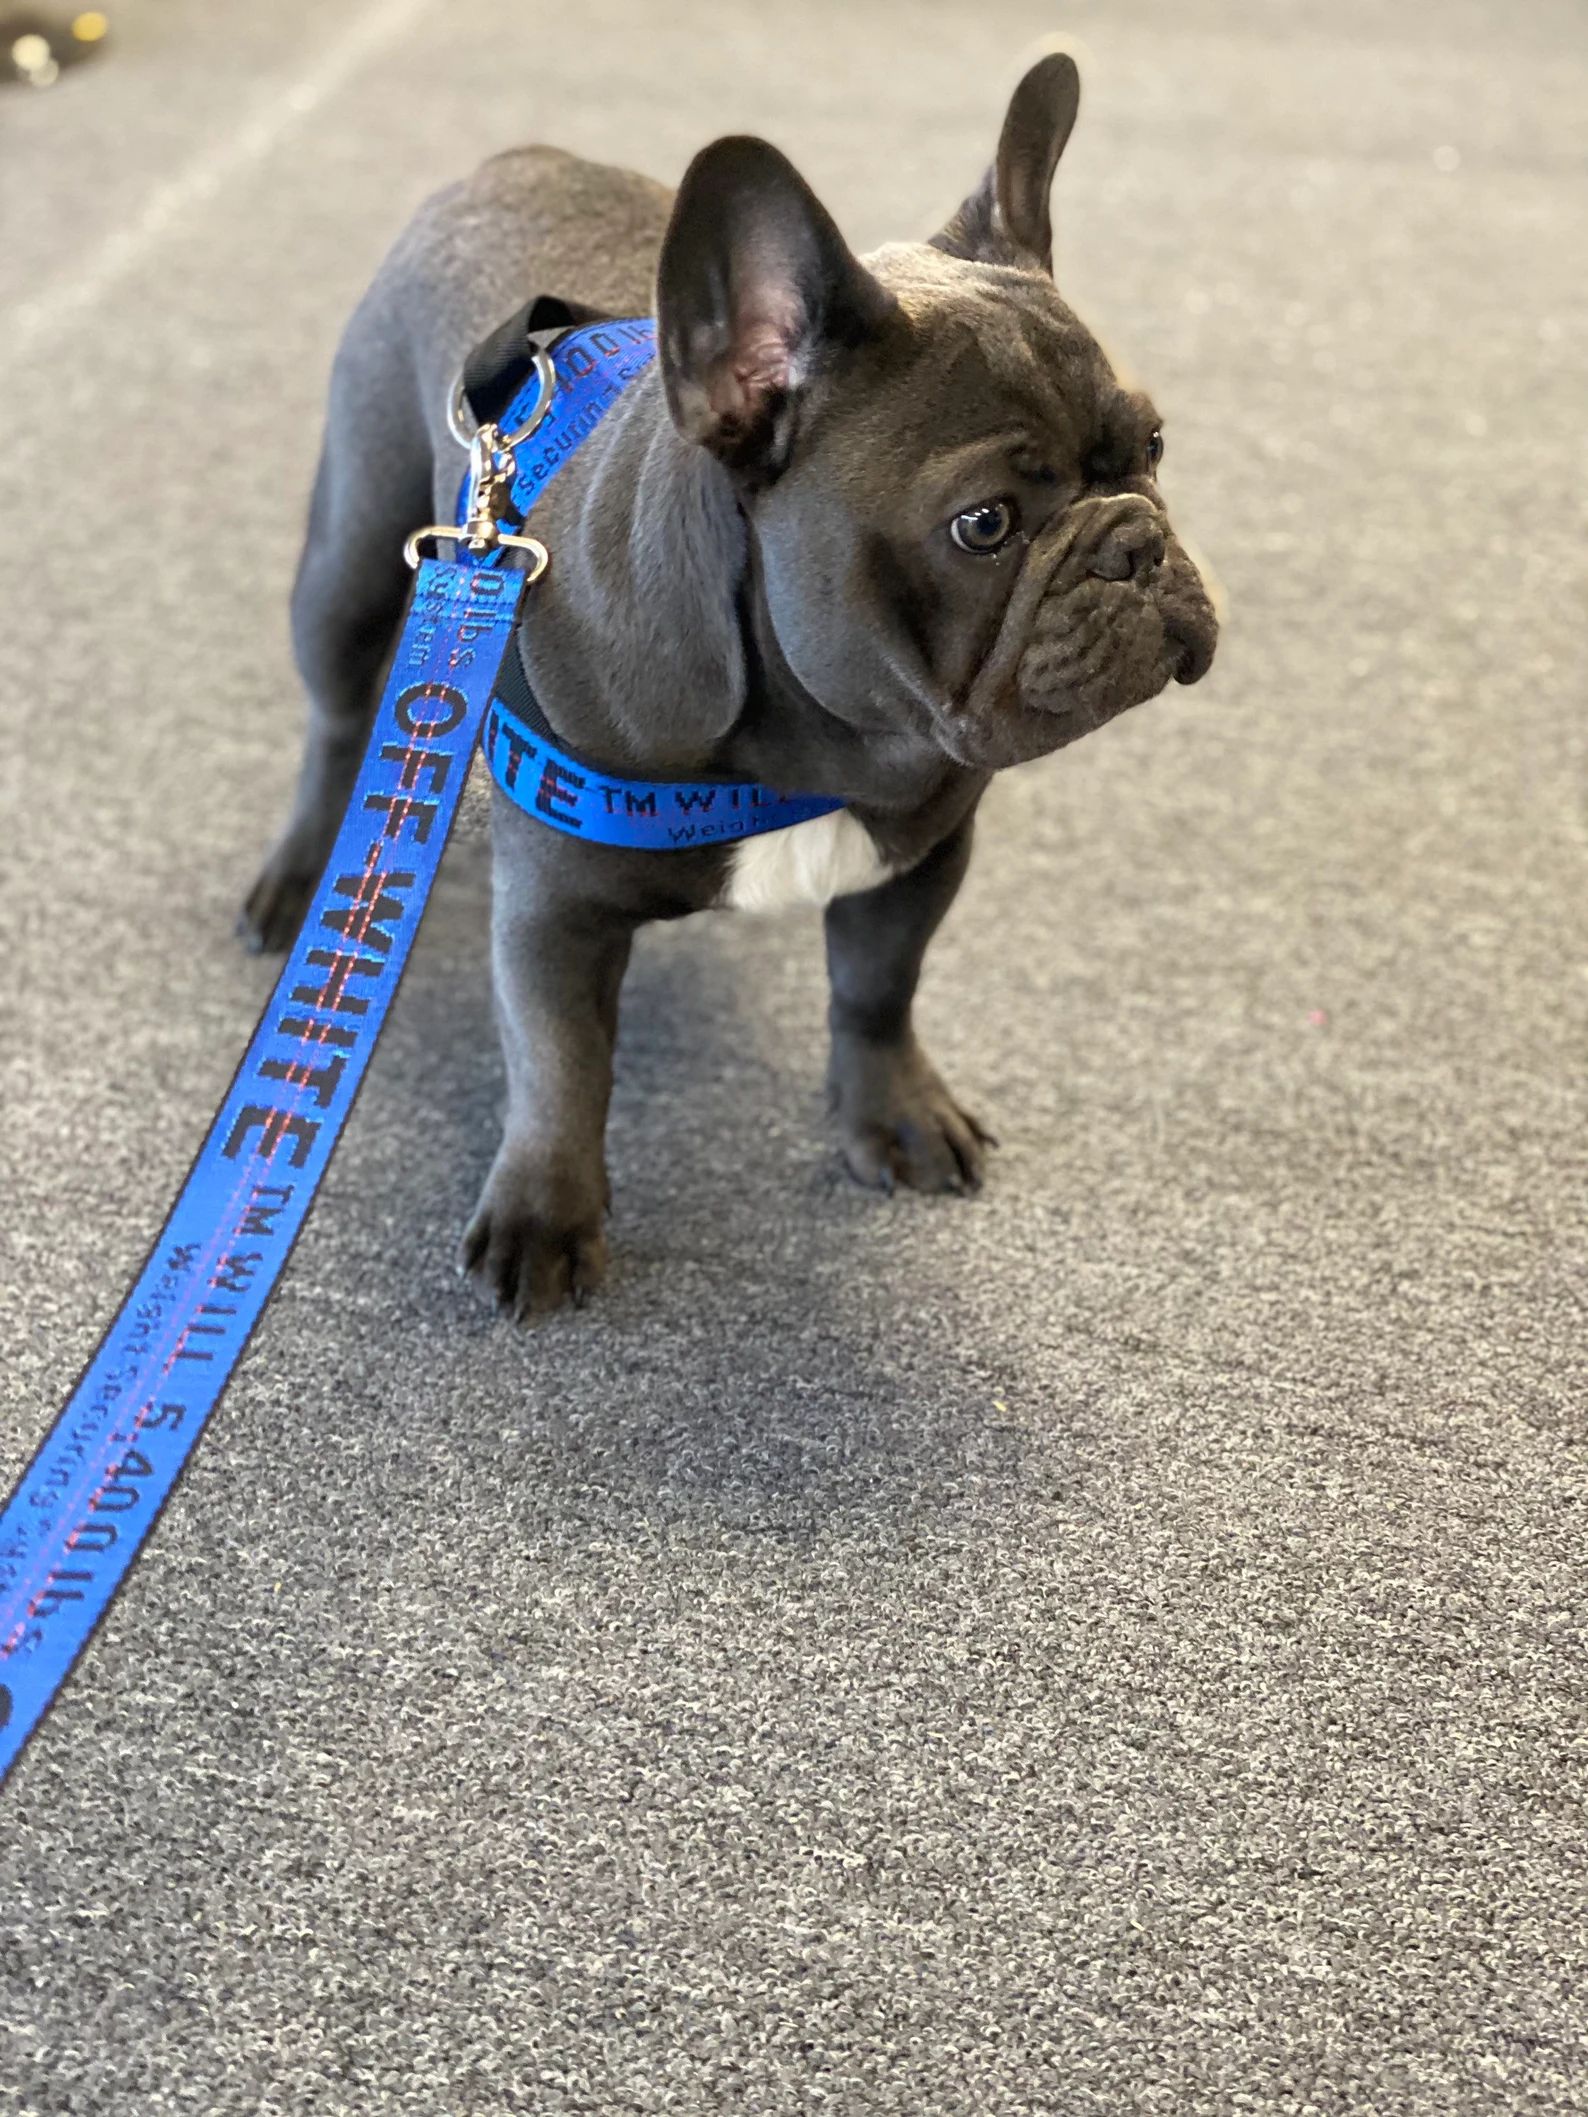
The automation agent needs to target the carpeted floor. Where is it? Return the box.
[2,2,1585,2111]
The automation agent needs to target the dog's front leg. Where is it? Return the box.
[823,816,993,1195]
[463,837,639,1321]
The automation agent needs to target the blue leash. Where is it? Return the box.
[0,319,838,1783]
[0,557,516,1782]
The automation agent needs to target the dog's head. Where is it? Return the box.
[656,53,1218,772]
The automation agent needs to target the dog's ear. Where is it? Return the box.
[657,136,895,479]
[932,52,1080,273]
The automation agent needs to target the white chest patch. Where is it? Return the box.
[723,808,892,913]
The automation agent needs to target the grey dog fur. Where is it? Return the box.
[240,55,1218,1320]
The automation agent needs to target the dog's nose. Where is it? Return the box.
[1167,611,1217,685]
[1087,514,1166,583]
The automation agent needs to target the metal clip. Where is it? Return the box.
[457,423,516,547]
[404,345,560,576]
[403,422,550,576]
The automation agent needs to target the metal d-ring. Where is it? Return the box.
[446,344,560,452]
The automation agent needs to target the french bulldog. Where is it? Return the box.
[240,53,1219,1320]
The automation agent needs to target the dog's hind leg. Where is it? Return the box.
[238,323,434,953]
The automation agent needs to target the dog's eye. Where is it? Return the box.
[950,500,1019,555]
[1146,428,1165,473]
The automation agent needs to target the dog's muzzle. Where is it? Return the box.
[955,492,1218,768]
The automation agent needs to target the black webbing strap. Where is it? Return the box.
[460,293,621,430]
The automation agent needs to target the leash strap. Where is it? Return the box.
[0,320,659,1784]
[0,560,520,1783]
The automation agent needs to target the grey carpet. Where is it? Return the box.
[2,1,1585,2111]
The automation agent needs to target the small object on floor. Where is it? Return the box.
[1,6,108,88]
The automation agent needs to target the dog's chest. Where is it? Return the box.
[721,809,891,913]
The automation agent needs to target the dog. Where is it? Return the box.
[240,53,1219,1320]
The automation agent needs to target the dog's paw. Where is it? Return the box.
[237,844,320,954]
[829,1038,995,1196]
[460,1154,608,1323]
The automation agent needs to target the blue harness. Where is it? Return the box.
[462,318,842,850]
[0,317,836,1781]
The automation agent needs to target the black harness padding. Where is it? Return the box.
[494,621,561,744]
[461,293,620,429]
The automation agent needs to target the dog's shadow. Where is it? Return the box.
[276,831,1039,1536]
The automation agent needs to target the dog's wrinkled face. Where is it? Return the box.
[755,248,1218,770]
[657,52,1218,773]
